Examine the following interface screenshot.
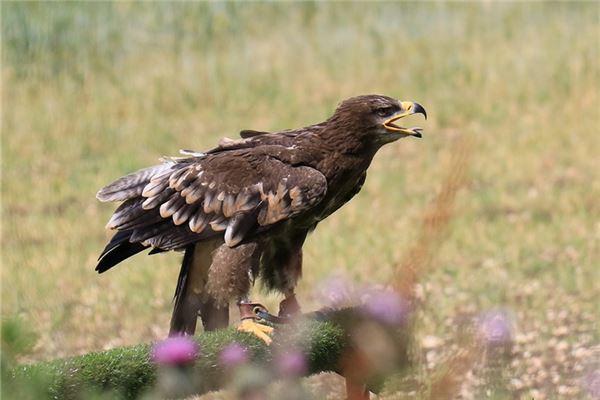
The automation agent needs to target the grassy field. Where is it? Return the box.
[2,2,599,399]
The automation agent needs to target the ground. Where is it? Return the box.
[2,3,599,399]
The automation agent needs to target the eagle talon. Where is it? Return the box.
[238,319,274,345]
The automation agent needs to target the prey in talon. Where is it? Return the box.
[95,95,427,342]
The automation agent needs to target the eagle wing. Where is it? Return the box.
[97,146,327,254]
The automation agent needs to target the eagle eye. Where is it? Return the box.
[375,106,396,118]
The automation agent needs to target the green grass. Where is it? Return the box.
[2,2,599,398]
[5,315,360,400]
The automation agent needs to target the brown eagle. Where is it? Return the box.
[96,95,426,343]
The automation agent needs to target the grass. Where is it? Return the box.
[2,2,599,399]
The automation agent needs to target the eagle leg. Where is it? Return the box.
[237,301,274,345]
[278,292,301,318]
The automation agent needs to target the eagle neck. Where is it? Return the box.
[293,122,379,177]
[311,132,378,182]
[320,115,383,156]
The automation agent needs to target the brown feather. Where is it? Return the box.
[97,163,174,202]
[224,211,257,247]
[184,186,204,205]
[173,202,199,226]
[206,243,258,307]
[222,193,236,217]
[142,179,168,198]
[189,211,210,233]
[168,167,190,190]
[142,189,174,210]
[204,191,222,214]
[160,194,186,218]
[233,191,260,212]
[209,215,228,231]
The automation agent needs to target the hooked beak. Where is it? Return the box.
[383,101,427,137]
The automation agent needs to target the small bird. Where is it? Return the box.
[96,95,426,343]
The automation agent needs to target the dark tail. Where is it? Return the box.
[96,230,148,273]
[169,244,229,336]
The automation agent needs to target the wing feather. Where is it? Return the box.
[189,211,210,233]
[97,163,176,202]
[142,188,175,210]
[159,194,186,219]
[99,146,327,252]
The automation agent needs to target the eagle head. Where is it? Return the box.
[329,94,427,145]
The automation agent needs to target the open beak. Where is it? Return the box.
[383,101,427,138]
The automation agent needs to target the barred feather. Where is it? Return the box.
[160,194,186,218]
[189,211,210,233]
[142,189,175,210]
[97,163,174,202]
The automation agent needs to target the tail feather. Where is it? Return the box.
[169,245,200,335]
[96,230,148,273]
[172,245,195,311]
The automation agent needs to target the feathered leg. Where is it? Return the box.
[260,231,307,319]
[279,291,301,317]
[278,248,303,318]
[204,242,274,344]
[198,297,229,331]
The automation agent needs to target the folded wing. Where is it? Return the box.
[96,147,327,270]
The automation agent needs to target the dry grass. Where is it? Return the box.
[2,2,599,399]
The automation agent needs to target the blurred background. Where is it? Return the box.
[2,2,598,399]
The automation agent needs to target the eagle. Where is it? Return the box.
[96,95,426,343]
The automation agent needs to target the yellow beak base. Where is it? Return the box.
[383,101,427,137]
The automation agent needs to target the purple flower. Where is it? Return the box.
[316,275,356,307]
[151,336,200,366]
[219,342,248,368]
[585,369,600,399]
[361,288,409,326]
[477,310,513,346]
[275,350,307,377]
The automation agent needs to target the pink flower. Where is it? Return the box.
[477,310,513,346]
[151,336,200,366]
[585,369,600,399]
[316,275,356,307]
[219,342,248,368]
[275,350,307,377]
[361,288,409,326]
